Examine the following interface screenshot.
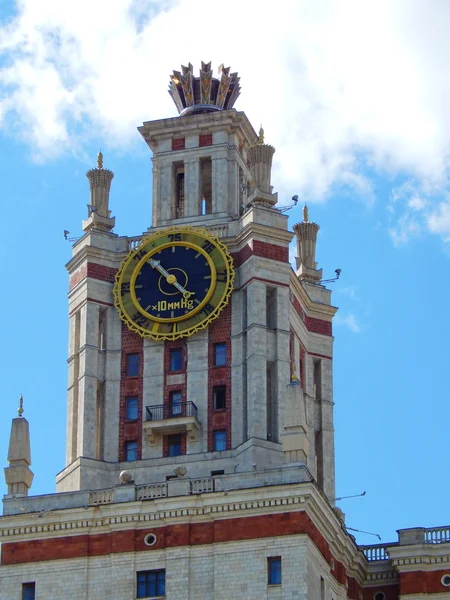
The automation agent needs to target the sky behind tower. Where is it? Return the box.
[1,0,449,545]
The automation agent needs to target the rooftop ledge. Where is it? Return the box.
[2,463,313,517]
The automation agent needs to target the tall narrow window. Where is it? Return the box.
[95,381,105,460]
[137,570,165,599]
[125,440,138,461]
[266,287,277,330]
[22,583,35,600]
[200,157,212,214]
[169,348,182,372]
[213,342,227,366]
[98,308,107,350]
[175,171,185,218]
[170,390,182,416]
[213,386,226,410]
[213,430,227,451]
[126,397,138,421]
[168,434,182,457]
[314,359,322,400]
[320,576,325,600]
[268,557,282,585]
[126,354,139,377]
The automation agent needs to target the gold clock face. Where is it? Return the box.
[113,226,235,340]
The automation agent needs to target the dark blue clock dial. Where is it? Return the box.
[133,244,214,322]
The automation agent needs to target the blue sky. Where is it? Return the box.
[1,0,450,546]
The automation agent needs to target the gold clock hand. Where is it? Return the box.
[148,258,194,299]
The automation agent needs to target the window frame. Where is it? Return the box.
[213,385,226,410]
[213,430,227,452]
[22,583,36,600]
[125,396,139,421]
[169,348,183,372]
[213,342,227,367]
[124,440,138,462]
[137,569,166,598]
[168,433,182,457]
[169,390,182,416]
[268,556,282,585]
[126,353,140,377]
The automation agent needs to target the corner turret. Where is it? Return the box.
[4,396,34,497]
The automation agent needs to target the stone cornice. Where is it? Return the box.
[290,270,338,320]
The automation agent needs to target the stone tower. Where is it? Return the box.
[58,61,336,502]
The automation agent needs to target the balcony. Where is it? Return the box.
[143,401,200,445]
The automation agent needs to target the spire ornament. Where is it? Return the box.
[303,203,309,223]
[18,394,24,417]
[83,152,115,233]
[293,207,322,281]
[169,62,241,116]
[258,126,265,145]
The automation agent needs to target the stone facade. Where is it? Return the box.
[2,62,450,600]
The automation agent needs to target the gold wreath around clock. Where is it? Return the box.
[113,226,235,341]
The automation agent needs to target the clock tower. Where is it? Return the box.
[58,61,336,502]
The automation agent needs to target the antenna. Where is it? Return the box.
[333,490,366,502]
[63,230,81,242]
[346,526,381,541]
[317,268,342,285]
[278,195,299,214]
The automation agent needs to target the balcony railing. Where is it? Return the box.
[424,527,450,544]
[146,401,198,422]
[361,544,390,561]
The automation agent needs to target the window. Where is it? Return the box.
[268,557,282,585]
[168,434,182,457]
[170,390,182,416]
[169,348,182,372]
[213,430,227,451]
[213,342,227,366]
[213,386,226,410]
[126,353,139,377]
[126,397,138,421]
[125,440,138,461]
[211,469,225,476]
[22,583,35,600]
[266,287,277,330]
[137,569,165,598]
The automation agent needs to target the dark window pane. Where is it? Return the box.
[268,557,282,585]
[22,583,35,600]
[126,397,138,420]
[214,343,227,366]
[137,570,165,599]
[169,348,182,371]
[126,353,139,377]
[125,440,138,461]
[170,390,182,416]
[213,430,227,451]
[168,434,182,456]
[213,386,226,410]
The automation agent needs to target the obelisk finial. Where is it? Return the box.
[258,126,264,144]
[303,203,309,223]
[18,394,24,417]
[97,150,103,169]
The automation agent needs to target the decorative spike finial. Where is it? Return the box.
[258,126,264,145]
[97,151,103,170]
[18,394,24,417]
[291,363,299,382]
[303,203,309,223]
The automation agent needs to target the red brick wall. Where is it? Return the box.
[172,138,185,151]
[362,584,399,600]
[69,263,116,290]
[199,133,213,147]
[162,340,187,457]
[208,303,232,451]
[232,240,289,267]
[119,324,143,461]
[291,295,332,337]
[400,569,450,594]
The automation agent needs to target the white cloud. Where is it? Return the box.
[2,0,450,226]
[334,312,361,333]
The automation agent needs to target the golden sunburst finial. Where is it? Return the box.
[303,203,309,223]
[97,150,103,170]
[258,126,264,144]
[18,394,24,417]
